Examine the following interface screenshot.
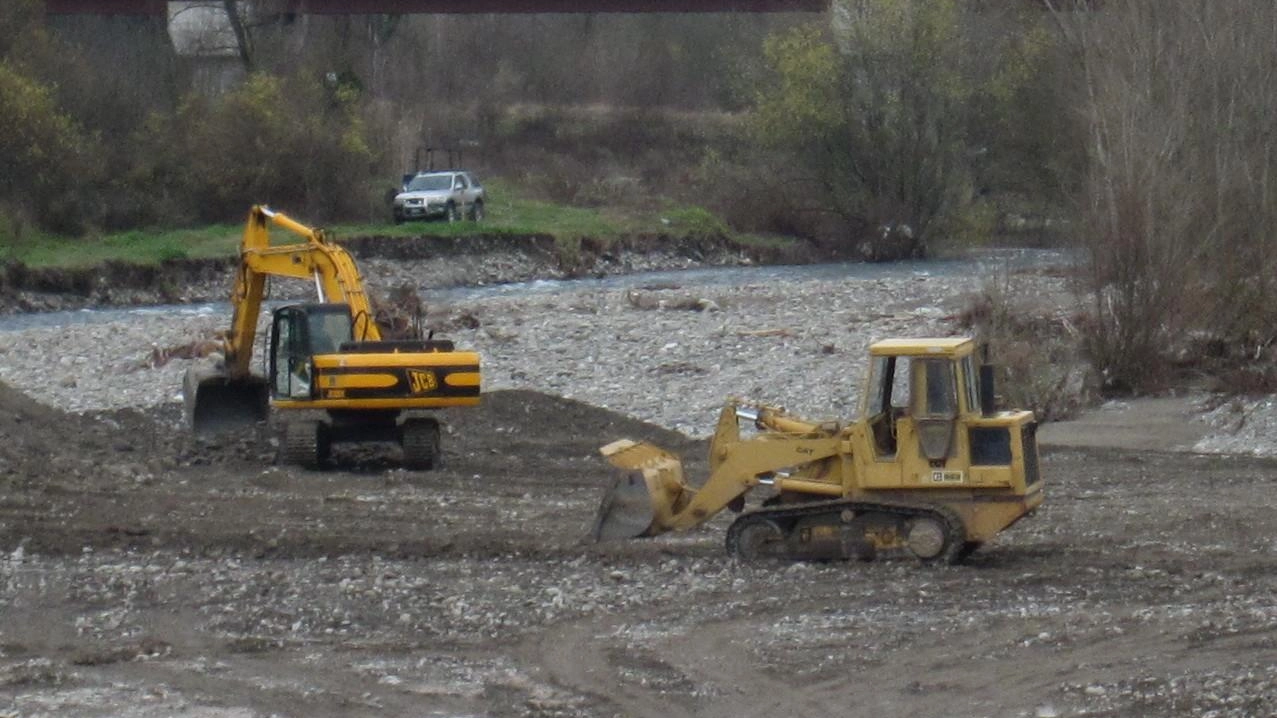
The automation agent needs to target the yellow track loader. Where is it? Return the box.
[594,338,1042,563]
[183,205,481,469]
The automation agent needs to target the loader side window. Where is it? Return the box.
[864,356,911,417]
[865,355,911,459]
[864,356,890,418]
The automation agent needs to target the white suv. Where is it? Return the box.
[392,171,486,224]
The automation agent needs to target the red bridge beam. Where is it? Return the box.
[47,0,826,14]
[47,0,166,13]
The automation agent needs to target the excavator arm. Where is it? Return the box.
[221,205,381,378]
[184,205,391,432]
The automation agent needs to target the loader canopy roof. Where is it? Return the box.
[869,337,974,358]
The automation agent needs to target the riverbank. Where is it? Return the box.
[0,231,825,315]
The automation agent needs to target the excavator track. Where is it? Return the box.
[401,417,442,470]
[282,420,329,469]
[725,499,968,565]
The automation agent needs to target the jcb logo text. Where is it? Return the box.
[408,369,439,394]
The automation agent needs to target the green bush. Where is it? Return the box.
[0,63,96,233]
[750,2,1054,256]
[136,73,378,224]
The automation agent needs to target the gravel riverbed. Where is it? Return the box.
[7,250,1277,718]
[0,253,1070,437]
[2,248,1268,451]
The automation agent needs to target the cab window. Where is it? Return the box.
[272,308,310,399]
[913,358,957,418]
[863,355,913,418]
[307,310,351,355]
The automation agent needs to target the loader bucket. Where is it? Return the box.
[591,471,660,540]
[183,362,269,434]
[591,439,690,541]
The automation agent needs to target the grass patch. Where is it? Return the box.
[653,205,731,235]
[338,178,627,239]
[2,224,243,268]
[0,179,758,268]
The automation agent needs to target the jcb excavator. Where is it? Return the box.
[182,205,481,469]
[594,338,1042,563]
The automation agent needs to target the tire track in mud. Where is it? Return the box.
[523,615,685,718]
[658,596,1277,718]
[655,618,849,718]
[520,547,1277,718]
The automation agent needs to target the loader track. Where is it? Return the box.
[725,498,967,564]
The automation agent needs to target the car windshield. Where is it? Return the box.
[407,175,452,192]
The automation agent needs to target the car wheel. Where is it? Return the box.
[393,214,403,225]
[470,201,485,222]
[446,203,459,223]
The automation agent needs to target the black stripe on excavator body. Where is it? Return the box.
[317,365,480,399]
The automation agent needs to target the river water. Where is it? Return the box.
[0,247,1070,332]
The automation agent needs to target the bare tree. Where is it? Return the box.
[222,0,253,71]
[1050,1,1277,391]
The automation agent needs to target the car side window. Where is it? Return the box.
[454,175,467,190]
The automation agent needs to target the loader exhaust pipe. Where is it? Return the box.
[980,344,996,417]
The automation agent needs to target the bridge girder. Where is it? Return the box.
[47,0,826,15]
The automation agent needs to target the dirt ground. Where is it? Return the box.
[3,382,1277,718]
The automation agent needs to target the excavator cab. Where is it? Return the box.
[269,303,354,400]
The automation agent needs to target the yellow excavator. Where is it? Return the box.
[182,205,481,469]
[594,338,1042,563]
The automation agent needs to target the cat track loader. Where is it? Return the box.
[182,205,481,469]
[593,338,1042,564]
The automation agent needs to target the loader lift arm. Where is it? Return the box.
[595,401,843,538]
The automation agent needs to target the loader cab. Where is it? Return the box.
[269,303,353,399]
[862,338,975,465]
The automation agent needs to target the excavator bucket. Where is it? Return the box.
[591,439,690,541]
[182,361,269,434]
